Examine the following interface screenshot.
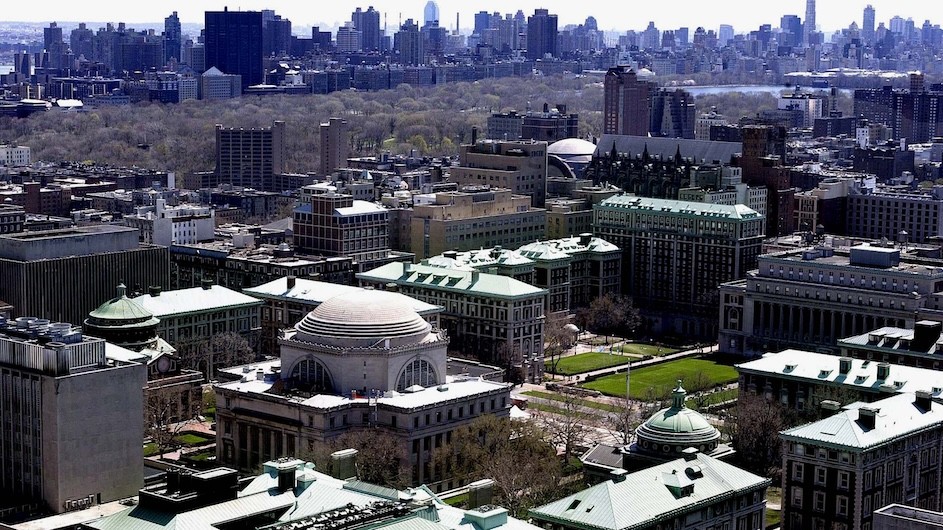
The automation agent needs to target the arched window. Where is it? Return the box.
[291,358,334,393]
[397,358,437,391]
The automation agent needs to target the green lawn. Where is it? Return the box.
[581,357,739,400]
[617,343,679,356]
[444,493,468,507]
[765,508,781,528]
[529,402,571,415]
[144,443,158,457]
[549,352,631,375]
[522,390,623,413]
[175,433,213,446]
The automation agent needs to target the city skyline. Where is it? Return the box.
[1,0,937,35]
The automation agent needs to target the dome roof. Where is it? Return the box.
[635,381,720,452]
[548,138,597,157]
[295,290,432,347]
[637,68,656,79]
[86,284,159,326]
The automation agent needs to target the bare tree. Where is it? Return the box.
[301,430,411,489]
[177,331,255,380]
[604,395,643,446]
[432,415,563,518]
[724,392,797,479]
[532,392,597,464]
[544,312,574,376]
[586,293,641,345]
[145,383,203,459]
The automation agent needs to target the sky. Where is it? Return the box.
[2,0,937,34]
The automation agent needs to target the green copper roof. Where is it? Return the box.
[636,381,719,447]
[86,284,159,326]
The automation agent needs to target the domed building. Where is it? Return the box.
[581,380,734,482]
[635,381,721,458]
[281,290,447,395]
[85,284,203,423]
[547,137,597,178]
[214,287,512,487]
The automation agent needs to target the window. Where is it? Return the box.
[814,491,826,512]
[815,466,827,485]
[291,358,334,393]
[837,496,848,516]
[792,462,804,481]
[396,358,438,391]
[791,487,803,508]
[838,471,850,490]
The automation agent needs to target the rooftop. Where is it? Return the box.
[132,285,262,317]
[243,277,441,316]
[598,195,762,220]
[781,392,943,451]
[529,453,768,530]
[736,349,943,396]
[357,262,546,300]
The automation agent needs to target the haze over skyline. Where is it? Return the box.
[1,0,936,35]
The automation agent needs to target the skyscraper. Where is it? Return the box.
[42,22,66,70]
[474,11,491,35]
[320,118,349,176]
[215,121,286,191]
[803,0,816,46]
[423,1,439,26]
[526,8,558,60]
[163,11,182,63]
[603,66,653,136]
[394,19,423,66]
[863,5,876,44]
[718,24,735,47]
[204,8,263,89]
[351,6,382,51]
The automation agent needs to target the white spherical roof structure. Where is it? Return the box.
[295,290,432,348]
[548,138,597,158]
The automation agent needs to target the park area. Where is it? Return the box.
[547,344,680,375]
[580,357,739,400]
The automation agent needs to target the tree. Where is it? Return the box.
[544,312,575,375]
[145,383,203,459]
[432,415,563,518]
[724,392,796,479]
[585,293,641,344]
[603,394,644,446]
[302,430,411,489]
[532,392,596,464]
[177,331,255,380]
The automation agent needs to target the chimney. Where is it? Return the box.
[913,320,941,351]
[915,390,933,411]
[149,285,162,297]
[682,447,699,461]
[256,369,264,380]
[877,362,891,381]
[610,468,628,483]
[384,282,400,293]
[471,126,478,145]
[201,278,213,290]
[277,465,295,493]
[467,478,494,509]
[839,357,852,375]
[286,275,296,289]
[471,270,480,283]
[330,449,358,480]
[579,232,592,246]
[858,406,879,430]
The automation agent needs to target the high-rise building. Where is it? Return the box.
[718,24,735,47]
[863,5,876,44]
[204,8,263,89]
[474,10,491,35]
[526,9,558,60]
[423,0,440,26]
[803,0,816,46]
[214,120,286,191]
[853,76,943,143]
[42,22,66,71]
[594,196,764,338]
[262,14,292,57]
[0,226,170,325]
[351,6,382,51]
[603,66,654,136]
[292,186,390,267]
[450,139,549,207]
[780,15,803,47]
[394,19,423,66]
[0,316,146,516]
[70,23,94,62]
[319,117,348,176]
[163,11,182,63]
[335,22,363,53]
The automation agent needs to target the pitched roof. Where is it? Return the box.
[530,453,768,530]
[595,134,742,165]
[131,285,262,317]
[598,195,762,220]
[781,392,943,451]
[357,262,546,299]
